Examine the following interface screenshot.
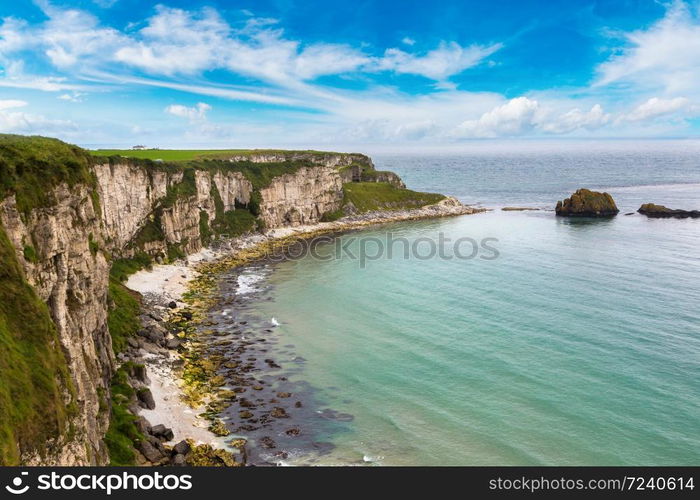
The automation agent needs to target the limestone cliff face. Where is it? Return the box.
[95,164,252,258]
[93,163,176,250]
[258,166,344,227]
[226,151,372,169]
[0,186,112,465]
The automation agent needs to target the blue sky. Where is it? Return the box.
[1,0,699,148]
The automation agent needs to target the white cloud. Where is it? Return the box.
[540,104,610,133]
[623,96,690,121]
[0,99,27,110]
[58,92,85,102]
[454,97,539,138]
[401,37,416,46]
[36,2,125,69]
[596,1,700,93]
[114,6,229,75]
[165,102,211,121]
[376,41,502,81]
[0,99,74,132]
[453,98,614,137]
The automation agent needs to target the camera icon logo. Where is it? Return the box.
[5,472,29,495]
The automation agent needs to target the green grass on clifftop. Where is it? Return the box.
[0,225,75,465]
[0,134,95,214]
[342,182,444,213]
[91,149,341,162]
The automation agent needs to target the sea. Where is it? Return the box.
[210,140,700,465]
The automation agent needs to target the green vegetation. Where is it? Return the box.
[161,167,198,208]
[91,148,341,162]
[107,279,141,354]
[104,363,144,466]
[110,253,152,283]
[107,254,148,354]
[340,182,444,213]
[0,134,96,214]
[22,244,38,263]
[0,225,75,465]
[210,209,256,237]
[88,233,99,257]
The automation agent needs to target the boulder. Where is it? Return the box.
[136,388,156,410]
[134,416,151,435]
[555,189,619,217]
[172,440,191,456]
[638,203,700,219]
[150,424,174,441]
[165,337,182,350]
[137,440,164,463]
[171,454,187,466]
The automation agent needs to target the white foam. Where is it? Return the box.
[236,270,265,295]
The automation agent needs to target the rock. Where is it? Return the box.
[555,189,619,217]
[638,203,700,219]
[165,338,181,349]
[172,440,191,456]
[168,301,178,309]
[148,312,163,322]
[501,207,539,211]
[150,424,174,441]
[180,310,193,321]
[285,428,301,436]
[134,416,151,435]
[147,435,167,454]
[270,407,289,418]
[127,337,139,349]
[138,327,164,345]
[259,436,276,449]
[208,419,231,437]
[171,453,187,466]
[137,440,164,463]
[276,392,291,398]
[185,440,241,467]
[239,410,254,419]
[127,363,148,383]
[136,388,156,410]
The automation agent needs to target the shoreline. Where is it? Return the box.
[124,197,485,461]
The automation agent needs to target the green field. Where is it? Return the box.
[91,148,338,162]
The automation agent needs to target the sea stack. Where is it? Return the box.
[555,188,619,217]
[638,203,700,218]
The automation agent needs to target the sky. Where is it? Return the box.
[1,0,700,149]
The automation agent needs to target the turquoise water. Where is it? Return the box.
[249,142,700,465]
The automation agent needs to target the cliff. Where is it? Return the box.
[0,135,449,465]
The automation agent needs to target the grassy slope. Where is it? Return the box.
[0,225,75,465]
[0,134,96,214]
[103,363,144,466]
[339,182,444,214]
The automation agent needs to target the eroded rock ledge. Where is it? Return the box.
[638,203,700,219]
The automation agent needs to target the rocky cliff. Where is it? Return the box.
[0,184,112,465]
[0,136,434,465]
